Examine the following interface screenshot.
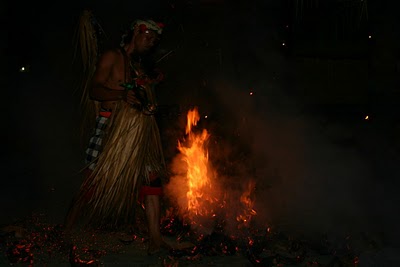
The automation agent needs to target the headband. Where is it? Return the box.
[131,19,164,34]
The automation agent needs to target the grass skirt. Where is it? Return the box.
[68,102,166,228]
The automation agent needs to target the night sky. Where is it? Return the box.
[4,0,400,247]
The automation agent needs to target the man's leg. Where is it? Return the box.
[142,189,171,254]
[145,194,162,250]
[64,168,94,230]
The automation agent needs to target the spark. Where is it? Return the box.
[19,65,30,73]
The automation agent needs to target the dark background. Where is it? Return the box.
[3,0,400,246]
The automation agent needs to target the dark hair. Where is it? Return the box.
[121,28,134,46]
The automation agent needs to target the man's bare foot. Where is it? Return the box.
[147,239,172,255]
[118,232,135,245]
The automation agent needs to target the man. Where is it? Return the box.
[66,18,169,255]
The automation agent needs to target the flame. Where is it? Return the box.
[178,107,215,220]
[236,179,257,228]
[167,107,258,232]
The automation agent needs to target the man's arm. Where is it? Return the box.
[89,50,126,101]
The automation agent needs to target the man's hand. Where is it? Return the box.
[155,69,165,83]
[125,90,141,106]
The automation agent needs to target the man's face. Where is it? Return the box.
[134,29,159,54]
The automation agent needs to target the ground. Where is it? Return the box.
[2,211,400,267]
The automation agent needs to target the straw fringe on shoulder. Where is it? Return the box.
[73,10,102,143]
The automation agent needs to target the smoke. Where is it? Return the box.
[162,42,398,246]
[157,1,400,245]
[185,56,400,246]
